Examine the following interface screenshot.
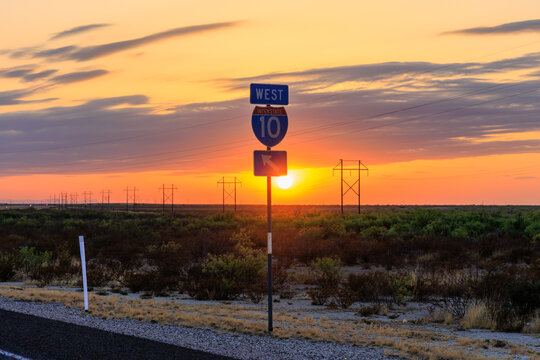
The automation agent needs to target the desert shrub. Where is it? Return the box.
[462,302,495,330]
[357,304,383,317]
[82,259,125,288]
[408,266,443,301]
[50,243,78,280]
[524,311,540,333]
[307,257,343,306]
[17,246,53,278]
[0,253,15,281]
[272,259,292,298]
[509,281,540,317]
[472,271,540,331]
[185,251,266,301]
[345,271,399,305]
[124,270,171,295]
[146,241,189,284]
[334,286,356,309]
[437,270,476,319]
[32,264,58,286]
[433,269,540,330]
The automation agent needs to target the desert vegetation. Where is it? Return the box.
[0,206,539,334]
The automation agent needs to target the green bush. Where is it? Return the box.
[185,251,266,301]
[307,257,343,306]
[147,241,188,279]
[17,246,53,278]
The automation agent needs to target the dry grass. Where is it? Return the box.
[462,302,495,330]
[0,285,536,360]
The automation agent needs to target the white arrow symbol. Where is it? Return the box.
[262,154,279,171]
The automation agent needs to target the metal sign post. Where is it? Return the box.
[266,146,273,333]
[251,83,289,333]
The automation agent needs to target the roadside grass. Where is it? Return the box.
[462,302,495,330]
[1,285,538,360]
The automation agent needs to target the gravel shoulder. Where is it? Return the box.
[0,284,538,360]
[0,296,394,360]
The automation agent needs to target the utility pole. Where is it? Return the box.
[333,159,369,215]
[133,187,138,211]
[159,184,178,213]
[124,187,129,211]
[83,191,93,208]
[69,193,78,208]
[100,190,111,209]
[124,187,138,211]
[217,177,242,212]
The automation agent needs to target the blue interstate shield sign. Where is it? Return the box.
[251,106,288,148]
[250,83,289,105]
[254,150,287,177]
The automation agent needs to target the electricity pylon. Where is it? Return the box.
[100,190,111,209]
[159,184,178,213]
[124,187,138,211]
[333,159,369,215]
[217,177,241,212]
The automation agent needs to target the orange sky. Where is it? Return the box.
[1,1,540,204]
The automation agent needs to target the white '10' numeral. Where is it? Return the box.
[259,116,280,138]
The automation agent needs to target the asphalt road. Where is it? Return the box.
[0,309,235,360]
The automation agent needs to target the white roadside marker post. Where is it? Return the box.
[78,235,89,311]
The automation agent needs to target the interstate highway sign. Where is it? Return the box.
[251,106,288,147]
[250,83,289,105]
[254,150,287,177]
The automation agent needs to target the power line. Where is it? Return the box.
[27,86,537,175]
[4,39,540,156]
[3,113,248,155]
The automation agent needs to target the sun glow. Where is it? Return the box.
[276,175,293,189]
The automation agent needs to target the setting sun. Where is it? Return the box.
[277,175,293,189]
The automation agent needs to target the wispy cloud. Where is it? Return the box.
[34,46,78,59]
[22,69,58,82]
[444,19,540,35]
[224,53,540,92]
[50,23,111,40]
[0,67,34,78]
[0,88,56,106]
[0,66,58,82]
[30,21,241,62]
[51,69,109,84]
[2,51,540,175]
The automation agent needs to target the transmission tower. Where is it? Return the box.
[61,192,68,208]
[124,187,138,211]
[159,184,178,213]
[333,159,369,215]
[70,193,78,208]
[217,177,241,213]
[83,191,93,208]
[100,190,111,209]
